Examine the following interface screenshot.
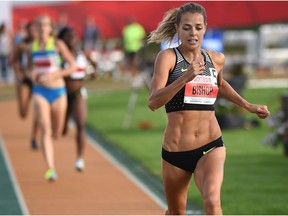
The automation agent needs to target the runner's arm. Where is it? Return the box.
[11,43,25,81]
[55,39,77,77]
[148,50,204,111]
[215,52,270,119]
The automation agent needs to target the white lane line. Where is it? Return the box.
[0,134,29,215]
[247,78,288,89]
[86,134,167,210]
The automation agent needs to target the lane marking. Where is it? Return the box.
[0,134,29,215]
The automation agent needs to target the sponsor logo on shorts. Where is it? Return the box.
[203,146,216,155]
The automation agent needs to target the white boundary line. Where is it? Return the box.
[247,78,288,89]
[86,134,167,211]
[0,134,29,215]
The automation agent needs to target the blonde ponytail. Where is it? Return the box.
[147,8,178,44]
[147,2,207,45]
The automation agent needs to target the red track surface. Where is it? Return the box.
[0,100,164,215]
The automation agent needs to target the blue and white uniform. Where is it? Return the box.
[31,36,66,104]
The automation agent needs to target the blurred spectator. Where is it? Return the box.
[216,63,249,129]
[14,19,28,45]
[0,22,13,82]
[121,17,146,76]
[55,12,69,36]
[226,63,247,96]
[82,15,100,52]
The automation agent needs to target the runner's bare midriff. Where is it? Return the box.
[163,110,222,152]
[35,75,65,88]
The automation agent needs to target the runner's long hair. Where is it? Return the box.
[147,2,207,44]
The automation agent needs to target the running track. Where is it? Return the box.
[0,98,165,215]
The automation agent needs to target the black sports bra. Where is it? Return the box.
[165,48,219,113]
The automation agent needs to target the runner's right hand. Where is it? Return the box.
[184,53,205,82]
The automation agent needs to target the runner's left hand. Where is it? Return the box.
[249,104,270,119]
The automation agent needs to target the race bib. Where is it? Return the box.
[184,75,218,105]
[33,53,59,74]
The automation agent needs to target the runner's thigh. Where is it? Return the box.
[33,94,51,131]
[193,147,226,196]
[162,159,192,214]
[51,95,67,137]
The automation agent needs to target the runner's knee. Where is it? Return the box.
[52,129,62,140]
[203,192,221,214]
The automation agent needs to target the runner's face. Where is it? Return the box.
[177,12,206,51]
[65,31,78,48]
[38,17,52,38]
[70,31,79,47]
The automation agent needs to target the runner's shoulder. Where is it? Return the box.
[205,49,225,68]
[157,48,176,63]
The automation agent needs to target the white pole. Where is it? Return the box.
[122,89,138,129]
